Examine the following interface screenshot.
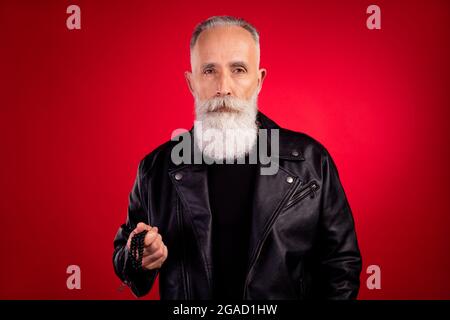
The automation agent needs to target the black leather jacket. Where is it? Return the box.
[113,112,362,300]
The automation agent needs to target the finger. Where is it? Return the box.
[134,225,155,241]
[144,230,160,247]
[154,245,168,265]
[148,235,163,252]
[142,254,158,267]
[163,244,168,261]
[142,251,163,267]
[144,237,161,255]
[143,256,165,270]
[142,244,165,266]
[152,245,168,266]
[127,223,153,249]
[135,222,152,233]
[145,243,165,261]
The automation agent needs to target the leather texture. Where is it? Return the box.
[113,112,362,300]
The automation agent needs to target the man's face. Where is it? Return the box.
[185,25,266,103]
[186,24,267,161]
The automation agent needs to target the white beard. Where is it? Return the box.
[193,91,258,163]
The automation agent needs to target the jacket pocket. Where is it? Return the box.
[284,180,320,211]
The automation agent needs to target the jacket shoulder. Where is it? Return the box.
[138,138,179,178]
[279,127,332,160]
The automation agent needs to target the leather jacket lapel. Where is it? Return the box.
[168,163,214,294]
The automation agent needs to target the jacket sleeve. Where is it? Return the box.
[314,150,363,299]
[112,159,159,297]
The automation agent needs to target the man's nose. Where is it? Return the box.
[216,73,232,96]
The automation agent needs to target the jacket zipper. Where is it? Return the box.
[242,177,301,299]
[176,197,190,299]
[284,180,320,210]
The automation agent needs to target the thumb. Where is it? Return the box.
[136,222,152,232]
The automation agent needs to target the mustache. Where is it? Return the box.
[199,95,248,113]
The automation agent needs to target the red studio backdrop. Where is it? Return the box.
[1,0,449,300]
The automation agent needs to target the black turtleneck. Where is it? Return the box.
[207,159,258,299]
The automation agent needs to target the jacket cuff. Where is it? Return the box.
[122,246,159,297]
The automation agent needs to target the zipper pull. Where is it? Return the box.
[309,182,318,199]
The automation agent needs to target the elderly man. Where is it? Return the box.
[113,15,362,300]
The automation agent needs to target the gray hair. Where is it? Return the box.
[190,15,260,56]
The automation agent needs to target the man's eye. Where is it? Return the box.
[203,69,215,74]
[233,68,246,73]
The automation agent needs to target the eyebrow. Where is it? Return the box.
[201,63,216,70]
[229,61,248,69]
[201,61,249,70]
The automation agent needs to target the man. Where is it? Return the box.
[113,16,362,300]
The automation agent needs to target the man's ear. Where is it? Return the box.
[257,68,267,94]
[184,71,195,96]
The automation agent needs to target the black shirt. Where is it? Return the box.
[207,159,257,299]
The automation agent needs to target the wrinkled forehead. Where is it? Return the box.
[190,25,259,69]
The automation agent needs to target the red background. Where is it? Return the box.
[1,0,449,299]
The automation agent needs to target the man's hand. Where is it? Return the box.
[127,222,168,270]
